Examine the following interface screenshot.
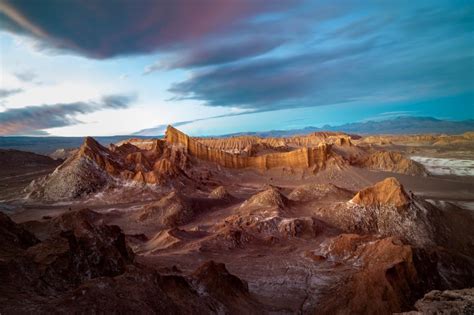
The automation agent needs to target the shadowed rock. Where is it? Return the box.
[409,288,474,314]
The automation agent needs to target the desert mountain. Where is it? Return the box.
[23,126,444,202]
[310,177,474,254]
[327,177,435,246]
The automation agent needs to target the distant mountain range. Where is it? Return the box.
[219,117,474,138]
[1,117,472,155]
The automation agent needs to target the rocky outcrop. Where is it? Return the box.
[166,125,338,171]
[240,187,289,213]
[409,288,474,314]
[350,177,410,208]
[317,234,474,314]
[312,178,436,247]
[317,235,419,314]
[27,136,189,200]
[0,212,39,256]
[191,261,261,313]
[0,210,262,314]
[355,151,428,176]
[0,209,134,310]
[26,137,124,200]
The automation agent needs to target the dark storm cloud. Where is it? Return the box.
[169,3,474,111]
[0,88,23,99]
[0,0,294,58]
[0,93,137,135]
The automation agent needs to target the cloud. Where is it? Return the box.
[144,37,283,73]
[0,88,23,99]
[0,0,293,58]
[100,94,136,109]
[168,4,474,111]
[1,1,472,118]
[13,70,36,82]
[0,93,136,135]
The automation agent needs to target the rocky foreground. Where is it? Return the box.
[1,126,474,314]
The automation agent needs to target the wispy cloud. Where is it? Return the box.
[0,93,137,135]
[13,70,36,82]
[0,88,23,99]
[144,37,282,74]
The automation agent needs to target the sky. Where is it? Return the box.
[0,0,473,136]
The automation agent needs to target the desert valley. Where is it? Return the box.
[1,2,473,313]
[1,125,473,314]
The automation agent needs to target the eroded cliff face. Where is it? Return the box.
[165,125,338,171]
[355,151,428,176]
[196,131,352,153]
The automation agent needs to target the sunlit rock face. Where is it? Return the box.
[165,125,339,170]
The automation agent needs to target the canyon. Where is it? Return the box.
[1,126,473,314]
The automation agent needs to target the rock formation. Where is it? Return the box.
[241,187,288,210]
[191,261,261,313]
[316,234,474,314]
[0,211,39,256]
[196,131,352,153]
[355,151,428,176]
[350,177,411,208]
[165,125,338,171]
[312,178,436,247]
[318,235,419,314]
[26,136,188,200]
[0,210,262,314]
[26,126,351,201]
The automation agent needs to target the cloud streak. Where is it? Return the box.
[14,70,37,82]
[0,88,23,99]
[0,93,137,135]
[145,37,283,73]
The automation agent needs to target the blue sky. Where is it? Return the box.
[0,0,473,136]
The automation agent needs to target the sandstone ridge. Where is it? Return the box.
[165,125,337,171]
